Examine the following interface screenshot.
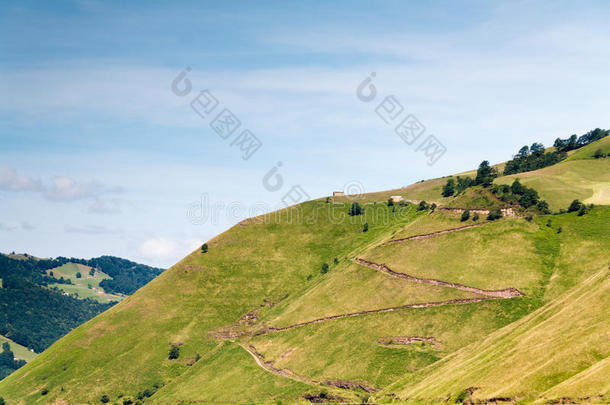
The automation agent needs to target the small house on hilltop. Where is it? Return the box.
[390,196,404,203]
[333,191,345,197]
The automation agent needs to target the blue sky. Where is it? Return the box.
[1,0,609,267]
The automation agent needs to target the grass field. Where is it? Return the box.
[0,140,608,404]
[47,262,124,303]
[495,158,610,210]
[0,335,36,362]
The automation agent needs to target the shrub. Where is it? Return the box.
[557,227,562,233]
[75,272,82,279]
[593,148,605,159]
[525,215,533,222]
[536,200,550,214]
[460,210,470,222]
[387,198,394,207]
[41,388,49,395]
[0,397,5,405]
[430,203,437,212]
[168,345,180,360]
[487,208,503,220]
[89,268,96,276]
[472,213,479,221]
[577,205,587,216]
[475,160,498,187]
[201,243,208,253]
[349,202,363,216]
[321,263,329,274]
[363,222,368,232]
[333,257,339,265]
[546,219,552,227]
[306,274,312,281]
[417,201,428,211]
[568,199,582,213]
[442,178,455,197]
[101,395,110,403]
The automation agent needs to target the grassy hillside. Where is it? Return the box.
[0,335,36,362]
[47,263,125,303]
[0,139,608,404]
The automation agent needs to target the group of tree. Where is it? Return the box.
[568,199,589,216]
[553,128,609,152]
[441,161,497,198]
[0,342,26,380]
[491,179,549,212]
[503,143,566,175]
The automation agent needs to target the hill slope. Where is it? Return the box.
[0,138,608,404]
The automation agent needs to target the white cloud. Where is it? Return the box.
[64,225,121,234]
[44,176,100,201]
[88,197,122,214]
[137,237,201,264]
[0,222,17,231]
[0,167,42,192]
[21,221,35,231]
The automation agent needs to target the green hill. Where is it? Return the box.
[0,137,608,404]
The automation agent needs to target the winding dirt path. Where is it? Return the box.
[265,297,492,333]
[383,222,490,245]
[354,258,524,298]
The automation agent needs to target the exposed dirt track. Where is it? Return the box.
[266,297,492,333]
[354,258,524,298]
[383,222,490,245]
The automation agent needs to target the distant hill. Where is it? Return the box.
[0,132,608,404]
[0,253,163,381]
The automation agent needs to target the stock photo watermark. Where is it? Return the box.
[171,67,312,216]
[356,72,447,166]
[186,193,414,227]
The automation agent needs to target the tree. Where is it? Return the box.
[516,145,530,158]
[461,210,470,222]
[0,397,4,405]
[475,161,497,187]
[536,200,550,214]
[349,202,363,216]
[333,257,339,265]
[487,207,503,220]
[417,201,428,211]
[557,227,562,234]
[510,179,525,195]
[76,272,82,279]
[321,263,329,274]
[387,198,394,207]
[168,345,180,360]
[519,188,539,208]
[577,205,587,216]
[594,148,605,159]
[456,176,474,194]
[442,178,455,197]
[530,142,545,155]
[89,268,95,276]
[101,395,110,403]
[201,243,208,253]
[568,199,581,213]
[363,222,368,232]
[472,212,479,221]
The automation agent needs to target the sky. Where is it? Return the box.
[1,0,609,267]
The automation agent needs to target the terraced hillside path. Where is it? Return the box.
[354,258,524,298]
[383,221,490,245]
[265,297,492,333]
